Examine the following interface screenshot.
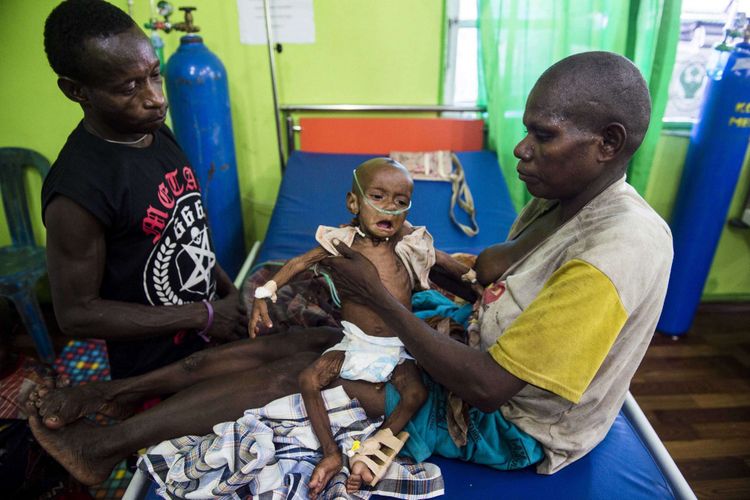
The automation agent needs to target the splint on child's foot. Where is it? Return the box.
[348,428,410,487]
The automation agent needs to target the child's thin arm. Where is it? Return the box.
[429,250,479,303]
[404,222,467,277]
[249,246,329,336]
[269,246,329,290]
[434,249,472,280]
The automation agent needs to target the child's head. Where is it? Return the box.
[514,51,651,201]
[44,0,167,135]
[348,158,414,240]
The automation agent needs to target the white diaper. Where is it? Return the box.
[325,321,413,383]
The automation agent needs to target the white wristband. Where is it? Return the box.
[254,280,278,303]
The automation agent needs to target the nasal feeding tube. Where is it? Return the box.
[352,169,412,215]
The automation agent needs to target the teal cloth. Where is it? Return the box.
[385,374,543,470]
[411,290,473,327]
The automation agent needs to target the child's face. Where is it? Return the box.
[79,27,167,134]
[349,165,413,240]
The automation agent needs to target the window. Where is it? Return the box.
[444,0,479,106]
[446,1,750,123]
[664,0,750,125]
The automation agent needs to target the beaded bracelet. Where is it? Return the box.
[197,299,213,342]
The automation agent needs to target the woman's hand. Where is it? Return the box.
[248,298,272,338]
[323,241,386,304]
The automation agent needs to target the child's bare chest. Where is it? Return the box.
[351,240,412,301]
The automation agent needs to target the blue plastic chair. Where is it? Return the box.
[0,148,54,364]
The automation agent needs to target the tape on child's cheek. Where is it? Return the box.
[363,196,411,215]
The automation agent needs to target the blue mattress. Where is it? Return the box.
[125,150,690,499]
[256,151,518,263]
[428,410,674,499]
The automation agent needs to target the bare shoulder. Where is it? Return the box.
[46,195,104,241]
[47,195,96,221]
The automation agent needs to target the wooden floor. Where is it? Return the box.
[630,303,750,500]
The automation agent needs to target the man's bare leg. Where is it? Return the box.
[30,327,341,429]
[27,351,327,486]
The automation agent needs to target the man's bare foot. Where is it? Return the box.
[346,459,375,493]
[28,380,135,429]
[25,400,120,486]
[308,453,343,499]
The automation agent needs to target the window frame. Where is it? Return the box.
[443,0,478,106]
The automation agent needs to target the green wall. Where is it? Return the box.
[0,0,444,249]
[1,0,748,299]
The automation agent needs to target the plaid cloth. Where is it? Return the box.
[0,356,49,419]
[137,386,444,499]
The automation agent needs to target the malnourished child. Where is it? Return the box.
[249,157,473,497]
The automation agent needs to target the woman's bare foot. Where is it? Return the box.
[25,400,120,486]
[28,380,135,429]
[346,459,375,493]
[308,453,343,499]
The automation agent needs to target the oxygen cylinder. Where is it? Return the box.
[657,41,750,336]
[165,34,245,278]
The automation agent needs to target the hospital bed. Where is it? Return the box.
[124,109,695,499]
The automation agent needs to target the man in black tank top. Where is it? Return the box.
[26,3,349,487]
[39,0,248,379]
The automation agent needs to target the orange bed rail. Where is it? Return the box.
[298,117,484,154]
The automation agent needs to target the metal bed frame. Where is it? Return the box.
[276,104,486,171]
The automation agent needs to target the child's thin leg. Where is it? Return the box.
[346,360,426,492]
[298,350,346,500]
[380,360,427,434]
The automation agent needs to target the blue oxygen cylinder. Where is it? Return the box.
[165,34,245,278]
[657,41,750,335]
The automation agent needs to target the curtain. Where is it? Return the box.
[478,0,682,210]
